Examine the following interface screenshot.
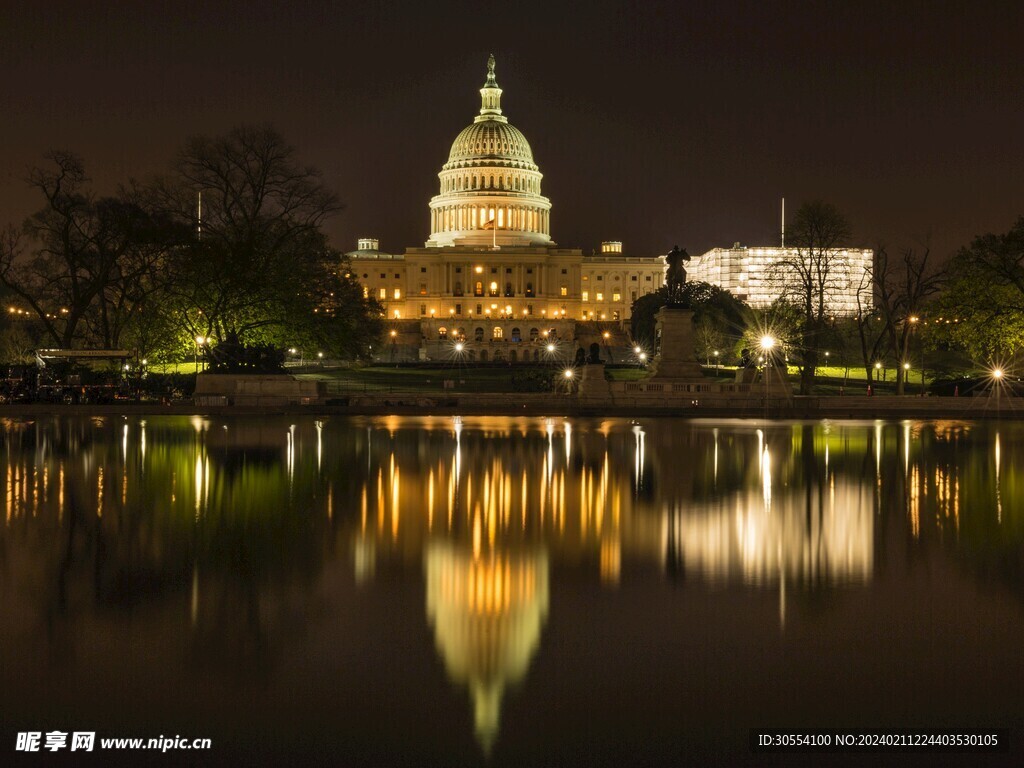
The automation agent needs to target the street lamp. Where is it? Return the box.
[602,330,612,364]
[194,336,207,373]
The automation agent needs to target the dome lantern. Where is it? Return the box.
[477,53,505,122]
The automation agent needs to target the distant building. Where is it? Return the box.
[688,244,874,315]
[346,57,665,362]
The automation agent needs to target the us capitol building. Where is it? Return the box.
[347,56,666,362]
[347,56,873,362]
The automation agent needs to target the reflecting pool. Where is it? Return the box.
[1,416,1022,765]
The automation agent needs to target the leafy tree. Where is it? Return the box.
[152,125,381,356]
[630,282,748,356]
[933,217,1024,361]
[769,201,854,394]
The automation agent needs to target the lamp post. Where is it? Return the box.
[760,335,776,401]
[713,349,719,372]
[194,336,207,373]
[602,330,612,364]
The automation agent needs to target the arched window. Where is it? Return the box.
[475,281,484,297]
[457,327,465,339]
[511,327,521,342]
[489,281,499,297]
[489,175,495,188]
[438,327,448,339]
[474,327,484,341]
[479,350,488,362]
[509,350,517,362]
[454,281,463,296]
[529,327,539,341]
[472,175,477,189]
[493,326,503,339]
[525,282,534,297]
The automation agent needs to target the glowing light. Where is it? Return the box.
[759,335,776,351]
[634,345,642,354]
[563,369,574,379]
[993,368,1004,379]
[875,362,882,370]
[455,342,465,352]
[903,362,911,370]
[546,343,556,352]
[602,331,610,339]
[638,352,647,361]
[317,352,324,358]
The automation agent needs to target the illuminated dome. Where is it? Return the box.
[427,55,553,248]
[445,122,537,169]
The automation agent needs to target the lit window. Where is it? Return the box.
[393,288,402,300]
[560,286,567,297]
[378,288,387,300]
[612,292,621,302]
[596,293,604,301]
[493,326,503,339]
[582,291,589,302]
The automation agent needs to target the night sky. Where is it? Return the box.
[1,0,1021,260]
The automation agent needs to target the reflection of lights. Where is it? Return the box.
[425,543,549,754]
[996,431,1002,523]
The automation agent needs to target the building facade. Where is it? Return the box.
[347,56,665,362]
[688,244,874,315]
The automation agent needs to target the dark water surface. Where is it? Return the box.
[1,415,1022,766]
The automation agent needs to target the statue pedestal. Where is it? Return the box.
[578,364,613,402]
[760,364,793,395]
[648,307,705,380]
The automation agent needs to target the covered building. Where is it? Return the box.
[688,244,874,315]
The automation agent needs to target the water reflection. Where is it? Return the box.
[1,416,1022,761]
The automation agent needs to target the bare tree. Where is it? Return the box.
[874,245,945,394]
[852,255,888,389]
[769,201,853,394]
[0,153,126,347]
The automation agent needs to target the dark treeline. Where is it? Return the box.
[0,126,383,366]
